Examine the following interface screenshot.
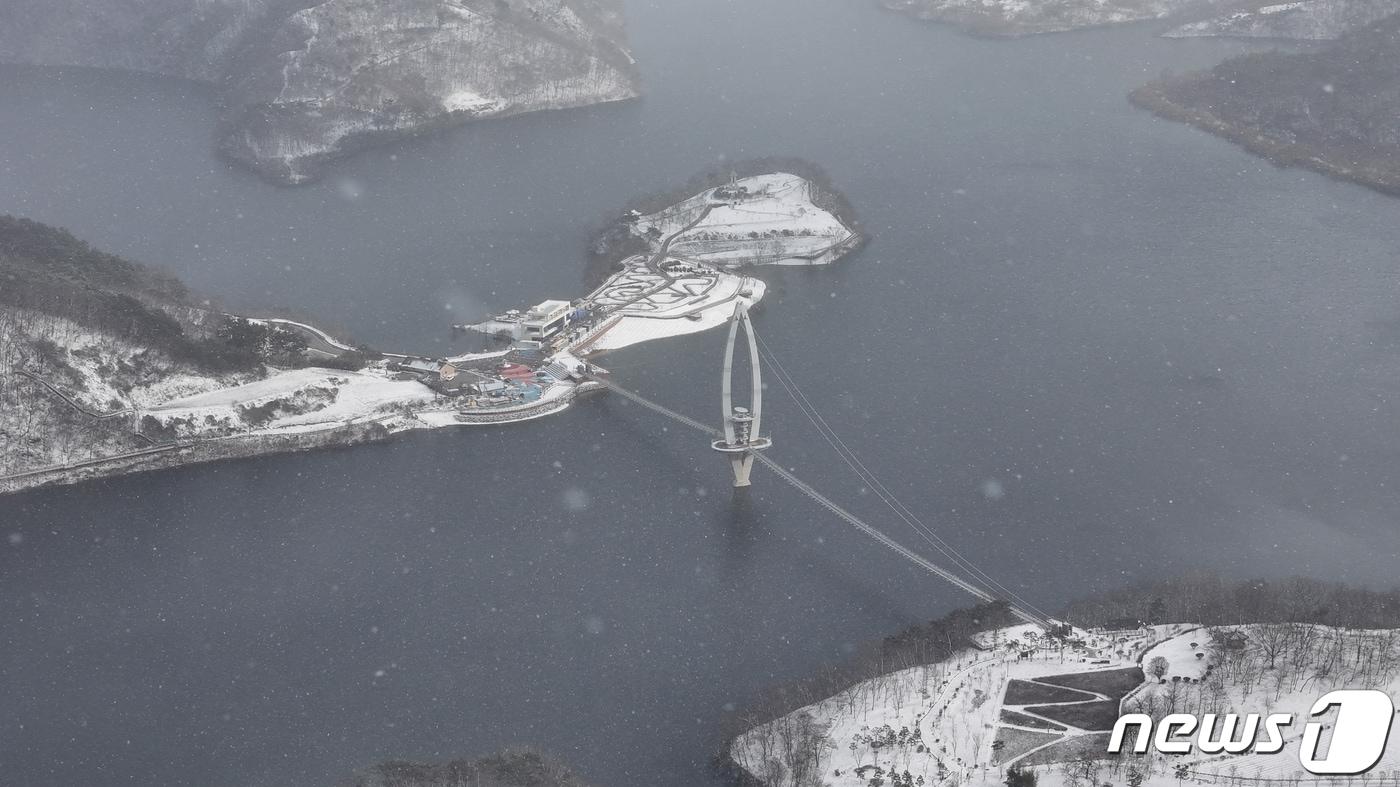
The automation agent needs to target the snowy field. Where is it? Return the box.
[1125,624,1400,784]
[571,172,852,354]
[731,620,1400,787]
[731,623,1150,787]
[631,173,859,268]
[584,260,766,352]
[148,367,439,435]
[0,304,592,487]
[144,361,594,439]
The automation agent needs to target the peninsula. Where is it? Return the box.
[1131,12,1400,197]
[0,0,640,184]
[0,169,862,496]
[727,575,1400,787]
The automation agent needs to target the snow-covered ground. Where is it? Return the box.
[1140,627,1212,681]
[141,359,598,440]
[582,260,767,352]
[560,172,854,354]
[0,305,594,489]
[632,173,859,268]
[0,309,258,475]
[1132,624,1400,773]
[147,367,439,435]
[8,310,255,413]
[731,622,1152,787]
[732,620,1400,787]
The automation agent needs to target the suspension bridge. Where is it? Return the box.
[586,302,1055,630]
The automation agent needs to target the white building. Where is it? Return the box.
[522,300,571,340]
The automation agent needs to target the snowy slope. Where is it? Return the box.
[147,367,439,436]
[0,0,640,184]
[1164,0,1399,39]
[732,620,1400,787]
[632,173,860,268]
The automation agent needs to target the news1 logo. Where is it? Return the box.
[1108,690,1397,775]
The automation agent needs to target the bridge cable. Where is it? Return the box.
[753,335,1055,627]
[754,337,1053,625]
[594,377,1044,625]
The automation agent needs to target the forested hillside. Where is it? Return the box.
[1131,13,1400,195]
[0,216,311,476]
[0,0,640,184]
[1062,572,1400,629]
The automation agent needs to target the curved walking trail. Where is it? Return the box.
[917,654,1008,785]
[16,368,135,420]
[611,199,718,311]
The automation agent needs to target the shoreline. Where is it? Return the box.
[219,91,642,187]
[724,576,1400,786]
[1,171,861,497]
[1129,81,1400,198]
[0,380,611,498]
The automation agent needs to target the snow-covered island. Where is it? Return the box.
[728,579,1400,787]
[476,171,863,353]
[0,0,639,184]
[0,172,861,495]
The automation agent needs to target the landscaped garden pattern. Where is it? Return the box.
[998,709,1066,731]
[992,667,1144,767]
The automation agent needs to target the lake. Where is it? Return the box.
[3,2,1400,785]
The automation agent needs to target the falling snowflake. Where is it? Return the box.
[562,488,590,511]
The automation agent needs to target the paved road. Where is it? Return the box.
[259,318,354,359]
[610,198,719,311]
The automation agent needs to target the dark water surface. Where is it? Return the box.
[4,2,1400,785]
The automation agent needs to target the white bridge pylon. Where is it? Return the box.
[711,302,772,487]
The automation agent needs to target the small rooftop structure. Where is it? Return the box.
[429,366,511,397]
[388,358,443,376]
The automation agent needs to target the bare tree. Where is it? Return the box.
[1252,625,1293,670]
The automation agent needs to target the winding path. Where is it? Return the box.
[916,654,1008,785]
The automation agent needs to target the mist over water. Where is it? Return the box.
[4,1,1400,785]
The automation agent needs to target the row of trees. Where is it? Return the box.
[1132,623,1400,723]
[0,214,329,374]
[730,611,1029,786]
[724,601,1021,751]
[0,309,152,474]
[587,157,865,287]
[1132,13,1400,196]
[0,215,189,301]
[1062,572,1400,630]
[347,749,593,787]
[213,317,308,368]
